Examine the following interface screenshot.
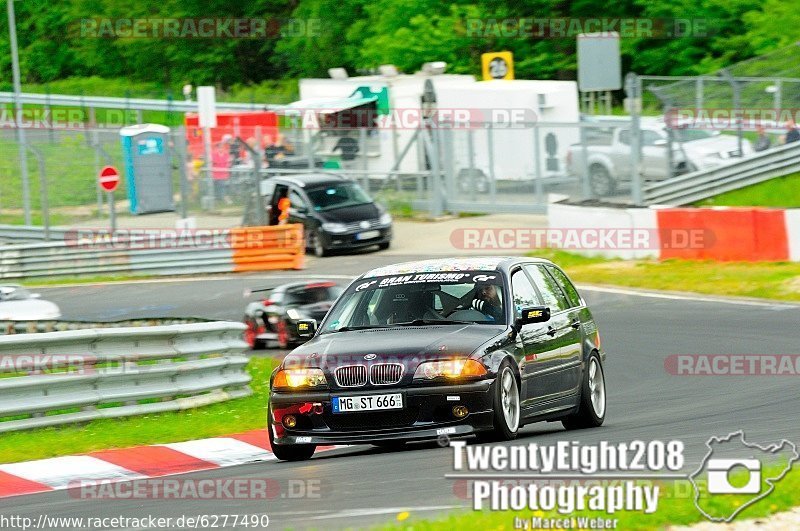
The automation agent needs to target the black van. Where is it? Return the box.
[262,174,393,257]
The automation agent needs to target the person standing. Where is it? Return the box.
[211,142,231,204]
[784,120,800,144]
[754,125,771,152]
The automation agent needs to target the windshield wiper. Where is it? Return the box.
[327,325,377,333]
[391,319,473,327]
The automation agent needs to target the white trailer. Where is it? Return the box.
[296,74,476,174]
[289,75,580,182]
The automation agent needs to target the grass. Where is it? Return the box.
[20,274,158,287]
[0,357,278,464]
[528,249,800,301]
[381,465,800,530]
[695,171,800,208]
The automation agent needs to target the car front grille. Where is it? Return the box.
[324,407,419,431]
[342,218,382,232]
[334,365,368,387]
[370,363,403,385]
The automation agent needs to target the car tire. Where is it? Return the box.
[267,411,316,462]
[589,165,616,197]
[310,229,329,258]
[243,316,266,350]
[476,361,520,442]
[562,352,606,430]
[378,241,390,251]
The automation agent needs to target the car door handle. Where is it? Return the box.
[546,326,557,336]
[570,319,581,330]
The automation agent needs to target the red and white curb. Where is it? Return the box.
[0,429,339,499]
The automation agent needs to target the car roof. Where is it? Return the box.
[360,256,555,279]
[272,173,348,188]
[258,280,339,293]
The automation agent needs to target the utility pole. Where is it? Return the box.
[7,0,31,225]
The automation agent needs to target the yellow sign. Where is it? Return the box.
[527,310,543,318]
[482,51,514,80]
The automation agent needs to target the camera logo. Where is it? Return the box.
[706,458,761,494]
[689,431,798,522]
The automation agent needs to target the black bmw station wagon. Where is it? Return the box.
[268,257,606,461]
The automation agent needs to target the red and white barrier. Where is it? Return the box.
[0,429,342,499]
[549,203,800,262]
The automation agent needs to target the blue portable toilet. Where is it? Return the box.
[119,124,175,214]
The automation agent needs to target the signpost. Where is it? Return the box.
[98,165,119,231]
[197,86,217,210]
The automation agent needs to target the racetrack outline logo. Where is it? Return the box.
[689,431,799,522]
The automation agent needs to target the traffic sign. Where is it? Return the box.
[98,166,120,192]
[481,51,515,80]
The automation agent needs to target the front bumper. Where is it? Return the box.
[269,379,495,445]
[322,226,392,251]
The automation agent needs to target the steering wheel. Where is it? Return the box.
[443,303,468,318]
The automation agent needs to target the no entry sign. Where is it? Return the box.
[98,166,120,192]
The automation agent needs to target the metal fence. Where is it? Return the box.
[1,73,798,225]
[0,321,250,433]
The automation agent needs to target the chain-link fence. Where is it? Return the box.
[0,116,666,226]
[4,61,800,226]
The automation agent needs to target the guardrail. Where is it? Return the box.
[0,225,67,243]
[0,321,250,433]
[1,318,209,335]
[643,142,800,205]
[0,224,304,279]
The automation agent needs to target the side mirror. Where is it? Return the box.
[514,306,551,330]
[296,319,317,338]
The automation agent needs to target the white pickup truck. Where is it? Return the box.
[566,119,753,196]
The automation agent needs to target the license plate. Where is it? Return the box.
[356,230,380,241]
[332,393,403,413]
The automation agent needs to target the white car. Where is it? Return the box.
[567,117,754,196]
[0,285,61,320]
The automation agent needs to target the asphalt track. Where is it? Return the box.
[3,252,800,529]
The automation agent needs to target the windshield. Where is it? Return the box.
[320,271,506,333]
[306,182,373,212]
[673,128,717,142]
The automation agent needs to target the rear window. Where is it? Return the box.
[284,285,343,305]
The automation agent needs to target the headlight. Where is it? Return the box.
[273,368,327,390]
[321,222,348,234]
[413,359,487,380]
[286,308,303,320]
[379,212,392,226]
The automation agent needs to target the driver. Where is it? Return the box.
[471,284,503,322]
